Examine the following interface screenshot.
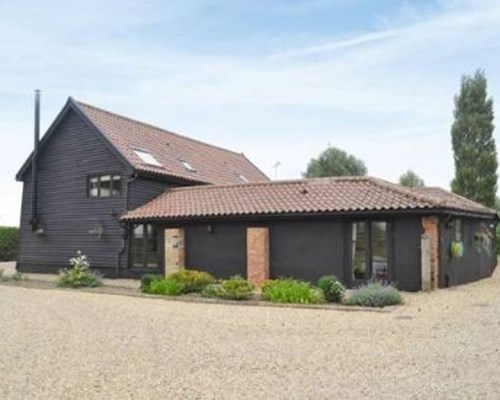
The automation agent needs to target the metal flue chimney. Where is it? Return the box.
[31,90,41,229]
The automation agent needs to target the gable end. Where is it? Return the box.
[16,98,134,181]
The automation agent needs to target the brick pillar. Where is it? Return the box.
[247,227,270,287]
[164,228,185,276]
[421,216,439,290]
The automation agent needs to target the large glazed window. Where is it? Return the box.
[131,224,159,268]
[352,222,368,280]
[351,221,389,281]
[371,222,388,280]
[88,174,122,197]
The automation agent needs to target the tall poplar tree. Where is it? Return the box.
[451,70,498,207]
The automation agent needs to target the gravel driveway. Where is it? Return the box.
[1,269,500,399]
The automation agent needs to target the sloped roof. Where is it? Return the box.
[410,187,494,213]
[123,176,497,221]
[73,101,269,185]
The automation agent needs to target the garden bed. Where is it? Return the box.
[0,278,397,313]
[1,254,404,311]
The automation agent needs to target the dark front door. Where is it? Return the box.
[130,223,160,269]
[350,221,389,285]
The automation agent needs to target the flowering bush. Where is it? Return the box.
[344,282,402,308]
[318,275,345,303]
[56,251,102,288]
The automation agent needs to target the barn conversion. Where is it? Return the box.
[16,97,498,291]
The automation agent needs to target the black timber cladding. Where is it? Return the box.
[169,214,429,291]
[184,223,247,279]
[17,108,173,275]
[439,216,497,287]
[17,109,129,273]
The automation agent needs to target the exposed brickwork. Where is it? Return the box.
[164,228,185,276]
[247,227,270,287]
[422,216,439,290]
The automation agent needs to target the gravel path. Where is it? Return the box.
[1,270,500,399]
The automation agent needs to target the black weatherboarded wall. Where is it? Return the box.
[392,217,422,292]
[268,220,345,282]
[184,223,247,279]
[439,217,496,287]
[17,109,129,273]
[178,215,424,291]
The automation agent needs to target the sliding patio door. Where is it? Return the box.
[351,221,389,283]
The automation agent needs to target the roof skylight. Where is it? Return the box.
[180,160,196,172]
[133,149,162,167]
[238,174,249,183]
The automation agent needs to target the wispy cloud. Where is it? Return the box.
[272,0,500,60]
[272,29,401,59]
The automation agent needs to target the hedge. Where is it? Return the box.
[0,227,20,261]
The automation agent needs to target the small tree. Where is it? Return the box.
[399,170,425,187]
[451,70,498,207]
[304,146,367,178]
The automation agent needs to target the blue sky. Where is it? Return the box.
[1,0,500,225]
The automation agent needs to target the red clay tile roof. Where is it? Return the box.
[74,101,269,185]
[122,176,497,221]
[410,187,494,213]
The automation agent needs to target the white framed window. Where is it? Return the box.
[133,148,162,167]
[89,174,122,197]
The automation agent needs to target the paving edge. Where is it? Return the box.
[0,279,398,313]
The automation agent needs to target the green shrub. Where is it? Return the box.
[0,226,19,261]
[318,275,345,303]
[220,276,254,300]
[167,269,216,293]
[201,283,224,298]
[148,278,185,296]
[262,279,325,304]
[11,271,27,281]
[345,282,402,308]
[140,274,163,292]
[201,276,254,300]
[56,251,102,288]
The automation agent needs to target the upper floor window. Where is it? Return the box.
[133,148,162,167]
[89,174,122,197]
[180,160,196,172]
[237,173,249,183]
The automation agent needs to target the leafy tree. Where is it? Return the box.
[398,170,425,187]
[304,146,367,177]
[451,70,498,207]
[495,196,500,211]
